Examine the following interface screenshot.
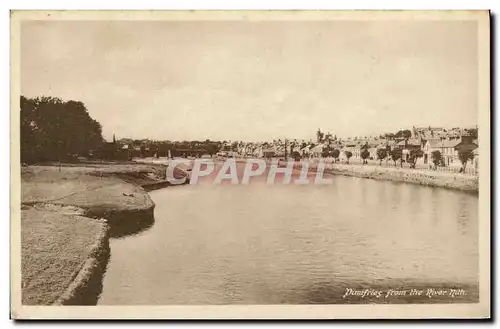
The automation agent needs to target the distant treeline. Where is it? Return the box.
[21,96,104,163]
[19,95,224,163]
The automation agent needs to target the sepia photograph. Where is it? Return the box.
[10,10,490,319]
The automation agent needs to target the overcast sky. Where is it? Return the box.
[21,20,478,142]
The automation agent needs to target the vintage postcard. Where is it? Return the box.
[10,10,490,319]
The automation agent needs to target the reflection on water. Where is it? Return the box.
[94,209,155,238]
[99,175,478,304]
[107,214,155,238]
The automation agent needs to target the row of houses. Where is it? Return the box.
[227,131,478,168]
[100,127,479,168]
[422,136,478,166]
[336,135,478,167]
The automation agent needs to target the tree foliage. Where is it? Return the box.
[345,150,353,164]
[408,149,424,168]
[291,151,301,160]
[390,149,402,166]
[331,149,340,162]
[20,96,104,163]
[321,146,331,158]
[395,129,412,139]
[360,149,370,164]
[458,149,474,171]
[376,148,387,165]
[431,150,442,167]
[466,128,478,139]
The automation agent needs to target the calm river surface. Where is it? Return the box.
[99,174,478,304]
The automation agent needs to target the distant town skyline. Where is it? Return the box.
[21,20,478,142]
[111,124,478,144]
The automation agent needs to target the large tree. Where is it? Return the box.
[20,96,104,163]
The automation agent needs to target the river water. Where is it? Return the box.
[98,173,478,304]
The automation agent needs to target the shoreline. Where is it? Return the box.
[324,163,478,194]
[51,219,110,305]
[235,157,478,193]
[190,157,479,193]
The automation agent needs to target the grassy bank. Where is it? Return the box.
[20,163,185,305]
[21,204,109,305]
[325,163,478,193]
